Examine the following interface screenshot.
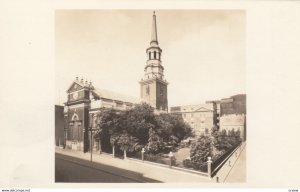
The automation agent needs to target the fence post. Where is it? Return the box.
[169,152,173,168]
[207,156,212,179]
[142,148,145,162]
[112,145,115,158]
[124,150,127,160]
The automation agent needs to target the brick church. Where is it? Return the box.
[55,12,168,152]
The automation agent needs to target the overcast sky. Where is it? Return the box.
[55,10,245,106]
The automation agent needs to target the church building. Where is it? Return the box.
[63,77,139,152]
[57,12,169,152]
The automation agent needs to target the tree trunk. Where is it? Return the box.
[99,140,102,154]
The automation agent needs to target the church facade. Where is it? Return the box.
[59,12,168,152]
[63,77,139,152]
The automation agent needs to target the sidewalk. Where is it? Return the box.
[55,147,212,183]
[212,142,246,183]
[224,144,246,182]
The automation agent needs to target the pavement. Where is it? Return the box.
[174,147,190,162]
[224,144,246,182]
[55,147,213,183]
[212,142,246,183]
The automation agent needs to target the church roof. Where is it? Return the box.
[92,88,140,104]
[66,78,94,93]
[170,103,214,113]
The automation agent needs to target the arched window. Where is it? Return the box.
[72,113,79,121]
[149,52,151,60]
[158,52,161,60]
[154,51,156,59]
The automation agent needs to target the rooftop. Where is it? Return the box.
[170,103,214,113]
[92,87,140,104]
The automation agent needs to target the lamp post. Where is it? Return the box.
[63,124,67,149]
[97,125,101,154]
[89,127,100,162]
[89,126,93,162]
[69,121,74,149]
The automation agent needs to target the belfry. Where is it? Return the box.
[140,11,168,112]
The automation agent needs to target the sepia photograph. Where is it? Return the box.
[55,10,246,183]
[1,0,300,191]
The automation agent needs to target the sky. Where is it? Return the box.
[55,10,245,106]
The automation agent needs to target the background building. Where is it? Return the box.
[170,103,217,136]
[55,105,65,147]
[219,94,246,140]
[170,94,246,138]
[220,94,246,116]
[219,114,246,141]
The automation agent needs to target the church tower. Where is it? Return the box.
[140,11,168,112]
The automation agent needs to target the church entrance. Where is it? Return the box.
[66,117,84,151]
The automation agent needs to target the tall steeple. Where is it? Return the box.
[151,11,158,46]
[140,11,168,112]
[144,11,164,80]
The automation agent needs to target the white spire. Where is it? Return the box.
[150,11,158,46]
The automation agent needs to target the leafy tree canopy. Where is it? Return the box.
[190,135,212,170]
[93,103,192,154]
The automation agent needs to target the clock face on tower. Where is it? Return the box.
[72,92,78,100]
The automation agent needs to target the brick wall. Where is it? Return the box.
[55,105,65,146]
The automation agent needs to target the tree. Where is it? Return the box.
[154,113,192,148]
[146,128,163,153]
[190,135,212,170]
[94,103,193,155]
[94,108,123,152]
[116,133,142,153]
[124,103,156,145]
[212,128,242,152]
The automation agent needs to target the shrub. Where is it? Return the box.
[183,159,193,168]
[144,153,167,164]
[171,156,177,166]
[190,135,212,170]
